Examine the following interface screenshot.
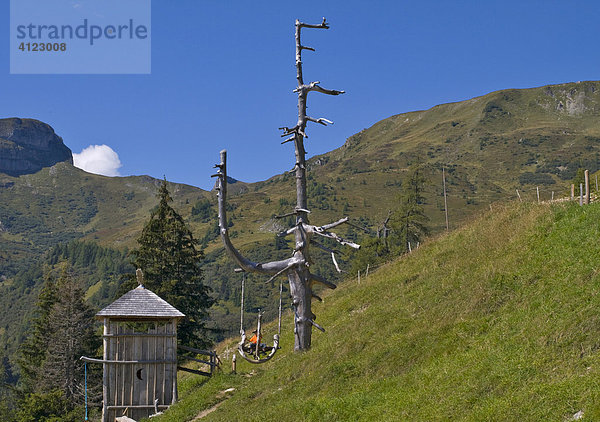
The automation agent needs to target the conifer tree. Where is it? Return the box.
[17,263,99,422]
[40,264,99,402]
[129,179,214,349]
[393,162,429,253]
[0,353,17,422]
[17,268,58,393]
[573,167,586,196]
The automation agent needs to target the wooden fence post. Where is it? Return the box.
[580,183,583,206]
[442,167,449,230]
[232,354,236,374]
[516,189,522,202]
[585,170,590,205]
[536,186,540,203]
[571,184,575,201]
[358,270,361,284]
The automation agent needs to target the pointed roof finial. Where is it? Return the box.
[136,268,144,288]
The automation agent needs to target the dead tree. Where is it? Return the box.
[376,210,392,239]
[213,18,358,351]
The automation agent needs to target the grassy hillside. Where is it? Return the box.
[148,200,600,421]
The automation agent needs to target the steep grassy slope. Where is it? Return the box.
[149,200,600,421]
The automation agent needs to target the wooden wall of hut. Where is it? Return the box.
[102,318,177,422]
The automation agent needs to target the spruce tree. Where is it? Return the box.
[129,179,214,349]
[17,268,58,393]
[0,353,17,422]
[573,167,586,196]
[40,264,99,402]
[17,263,100,422]
[393,162,429,253]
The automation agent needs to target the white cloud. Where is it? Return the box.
[73,144,122,177]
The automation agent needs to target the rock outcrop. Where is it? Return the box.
[0,118,73,176]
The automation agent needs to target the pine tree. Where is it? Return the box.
[0,352,17,422]
[17,267,58,393]
[129,179,214,349]
[40,264,99,403]
[16,263,100,421]
[573,167,586,196]
[393,162,429,253]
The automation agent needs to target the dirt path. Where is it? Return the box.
[191,388,236,420]
[191,400,225,420]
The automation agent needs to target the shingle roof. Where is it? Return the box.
[96,285,185,319]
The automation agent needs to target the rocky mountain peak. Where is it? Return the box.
[0,118,73,176]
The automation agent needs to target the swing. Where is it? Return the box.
[84,361,88,421]
[238,272,282,364]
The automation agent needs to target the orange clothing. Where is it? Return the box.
[249,333,262,344]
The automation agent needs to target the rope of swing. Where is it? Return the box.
[239,273,245,335]
[239,272,284,337]
[84,361,88,421]
[277,278,282,336]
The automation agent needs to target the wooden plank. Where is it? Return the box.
[152,322,157,408]
[178,345,215,356]
[132,330,140,422]
[171,320,177,404]
[80,357,176,364]
[145,325,150,408]
[102,318,109,422]
[178,356,215,366]
[165,321,173,405]
[115,323,120,408]
[108,322,116,420]
[130,330,135,413]
[103,333,176,337]
[160,322,166,407]
[139,330,147,409]
[176,366,211,377]
[120,325,125,410]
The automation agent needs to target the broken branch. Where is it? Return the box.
[306,116,333,126]
[310,239,340,255]
[312,217,349,232]
[312,229,360,249]
[298,17,329,30]
[331,252,342,273]
[309,273,337,290]
[278,226,297,238]
[308,319,325,332]
[306,81,345,96]
[265,261,298,285]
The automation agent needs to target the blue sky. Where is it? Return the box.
[2,1,600,190]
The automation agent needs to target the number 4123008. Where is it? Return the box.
[18,42,67,52]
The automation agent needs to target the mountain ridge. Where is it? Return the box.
[0,118,73,177]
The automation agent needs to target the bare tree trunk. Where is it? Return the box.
[214,18,356,351]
